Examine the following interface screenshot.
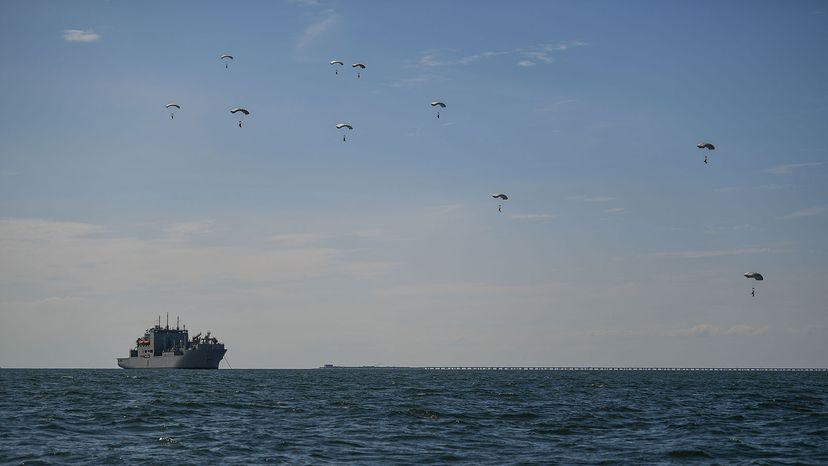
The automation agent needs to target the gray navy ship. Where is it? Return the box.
[117,315,227,369]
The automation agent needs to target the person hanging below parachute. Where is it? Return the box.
[352,63,366,78]
[221,54,234,69]
[431,101,446,119]
[744,272,763,297]
[336,123,353,141]
[492,193,508,212]
[330,60,344,75]
[230,107,250,127]
[165,103,180,120]
[697,142,715,164]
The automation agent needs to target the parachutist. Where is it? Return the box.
[704,155,708,164]
[171,114,174,119]
[238,121,242,128]
[752,287,755,297]
[343,134,346,142]
[357,72,361,78]
[437,112,440,119]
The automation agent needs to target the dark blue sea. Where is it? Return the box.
[1,369,826,465]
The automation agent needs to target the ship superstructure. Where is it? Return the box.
[117,315,227,369]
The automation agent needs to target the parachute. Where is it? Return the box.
[697,142,715,164]
[431,101,446,119]
[330,60,344,74]
[492,193,508,212]
[221,54,234,69]
[230,107,250,127]
[336,123,353,141]
[165,103,180,120]
[744,272,764,297]
[352,63,366,78]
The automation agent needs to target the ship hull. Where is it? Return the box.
[117,346,226,369]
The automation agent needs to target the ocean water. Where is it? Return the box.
[0,369,826,465]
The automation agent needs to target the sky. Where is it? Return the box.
[0,0,826,368]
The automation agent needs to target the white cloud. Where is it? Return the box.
[534,99,576,113]
[411,40,587,69]
[162,221,215,241]
[296,13,338,49]
[516,41,588,67]
[510,213,556,220]
[653,247,782,259]
[268,232,330,246]
[585,324,769,338]
[764,162,822,175]
[604,207,626,214]
[430,203,465,214]
[567,195,614,203]
[61,29,100,43]
[0,218,396,295]
[672,324,769,337]
[778,204,828,220]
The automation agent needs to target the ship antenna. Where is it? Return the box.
[166,312,169,330]
[176,315,180,330]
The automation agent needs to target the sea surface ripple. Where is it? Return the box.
[0,369,826,464]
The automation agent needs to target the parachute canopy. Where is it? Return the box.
[697,142,715,150]
[431,101,447,108]
[352,63,366,69]
[220,55,234,60]
[335,123,353,130]
[744,272,764,281]
[230,108,250,115]
[165,103,181,109]
[492,193,508,200]
[330,60,344,66]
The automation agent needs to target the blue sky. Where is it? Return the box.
[1,0,826,368]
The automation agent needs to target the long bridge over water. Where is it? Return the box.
[321,365,827,372]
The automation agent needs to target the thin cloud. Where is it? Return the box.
[296,13,338,49]
[411,40,587,69]
[653,247,782,259]
[778,204,828,220]
[515,41,587,67]
[764,162,822,175]
[61,29,100,43]
[387,74,441,88]
[163,221,215,241]
[713,186,739,193]
[510,213,556,221]
[585,324,769,338]
[604,207,626,214]
[672,324,769,337]
[430,204,465,214]
[534,99,577,113]
[567,195,615,203]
